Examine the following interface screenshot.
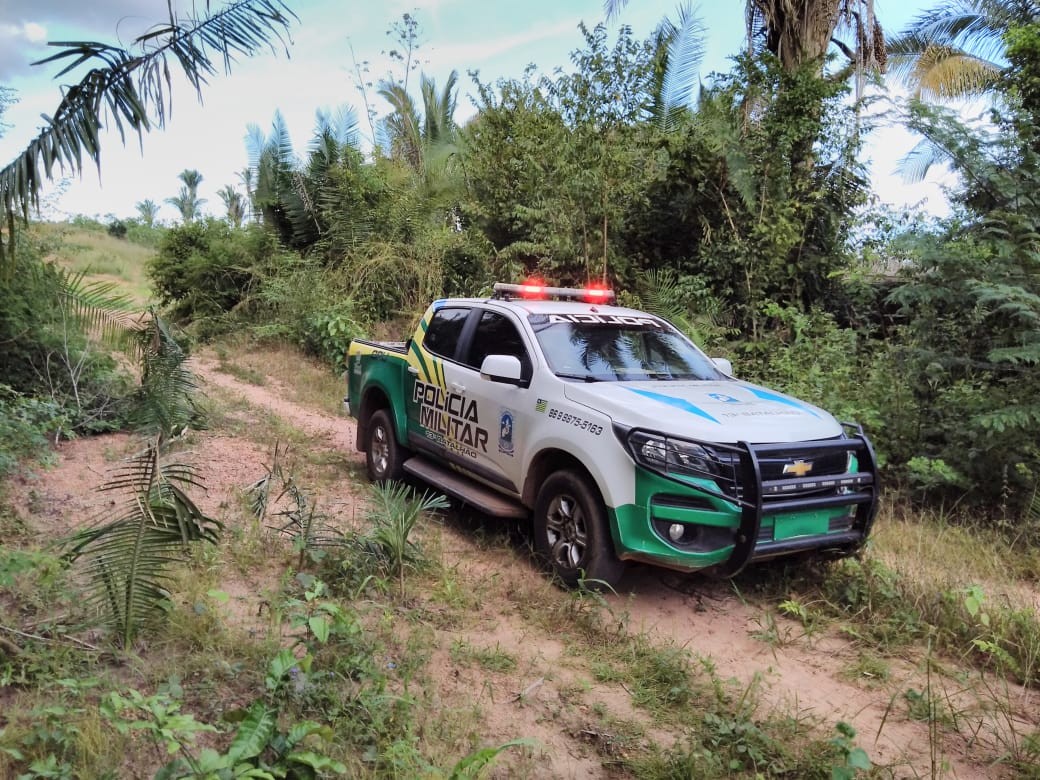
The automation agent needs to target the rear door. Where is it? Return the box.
[406,305,475,455]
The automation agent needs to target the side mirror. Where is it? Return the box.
[480,354,523,385]
[712,357,734,376]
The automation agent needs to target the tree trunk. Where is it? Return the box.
[756,0,843,73]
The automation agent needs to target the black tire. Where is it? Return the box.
[533,470,625,589]
[366,409,405,483]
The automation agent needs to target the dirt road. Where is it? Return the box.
[9,351,1024,778]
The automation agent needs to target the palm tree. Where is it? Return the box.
[606,1,884,77]
[247,107,362,248]
[0,1,296,267]
[378,81,425,172]
[135,199,160,227]
[179,168,204,197]
[218,185,246,228]
[379,70,460,177]
[887,0,1038,101]
[744,1,885,76]
[237,167,257,220]
[166,170,206,224]
[421,71,459,147]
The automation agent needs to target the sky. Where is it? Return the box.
[0,0,954,224]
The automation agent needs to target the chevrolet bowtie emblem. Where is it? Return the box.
[783,460,813,477]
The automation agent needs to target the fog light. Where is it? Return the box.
[667,523,684,542]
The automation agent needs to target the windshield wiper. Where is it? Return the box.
[554,372,603,383]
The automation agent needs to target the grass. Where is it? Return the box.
[214,358,266,386]
[3,235,1039,779]
[840,652,892,686]
[871,504,1040,600]
[5,457,1036,778]
[32,223,156,306]
[450,639,518,673]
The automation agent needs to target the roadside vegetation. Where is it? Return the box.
[2,1,1040,777]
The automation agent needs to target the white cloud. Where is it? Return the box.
[23,23,47,43]
[424,18,581,70]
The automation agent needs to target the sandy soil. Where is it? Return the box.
[7,352,1035,779]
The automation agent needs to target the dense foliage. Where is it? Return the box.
[0,240,133,466]
[6,9,1040,525]
[878,22,1040,509]
[131,17,1040,520]
[149,220,273,328]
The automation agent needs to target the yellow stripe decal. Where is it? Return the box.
[410,340,432,383]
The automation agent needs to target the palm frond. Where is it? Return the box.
[244,122,268,173]
[0,1,296,266]
[652,3,706,131]
[916,47,1001,100]
[895,0,1022,64]
[127,315,204,442]
[604,0,631,22]
[638,267,687,324]
[888,41,1002,99]
[421,70,459,146]
[887,0,1037,98]
[330,104,362,148]
[62,441,221,647]
[378,81,424,171]
[55,266,146,347]
[898,136,951,183]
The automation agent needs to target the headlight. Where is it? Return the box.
[639,437,668,464]
[629,431,718,478]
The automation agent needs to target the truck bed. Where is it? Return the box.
[351,338,409,354]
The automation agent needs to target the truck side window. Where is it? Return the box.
[423,307,470,359]
[465,311,532,380]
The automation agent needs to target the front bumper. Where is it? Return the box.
[610,425,879,575]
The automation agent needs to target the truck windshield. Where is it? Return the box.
[528,313,724,382]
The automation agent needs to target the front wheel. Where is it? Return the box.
[533,470,625,589]
[366,409,405,483]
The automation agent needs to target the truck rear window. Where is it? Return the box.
[423,307,470,358]
[529,313,722,382]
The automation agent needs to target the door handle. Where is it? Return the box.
[407,366,419,375]
[450,382,466,394]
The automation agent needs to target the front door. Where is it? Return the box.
[454,309,534,495]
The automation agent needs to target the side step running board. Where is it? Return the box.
[402,457,529,519]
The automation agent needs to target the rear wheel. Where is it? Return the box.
[533,470,625,589]
[366,409,405,483]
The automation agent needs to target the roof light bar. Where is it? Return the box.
[493,282,617,303]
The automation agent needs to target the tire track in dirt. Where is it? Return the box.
[193,356,360,457]
[613,569,982,777]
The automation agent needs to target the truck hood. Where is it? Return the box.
[563,380,841,444]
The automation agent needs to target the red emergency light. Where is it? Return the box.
[518,278,547,298]
[583,284,611,302]
[492,281,617,304]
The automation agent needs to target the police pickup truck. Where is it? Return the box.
[345,282,878,587]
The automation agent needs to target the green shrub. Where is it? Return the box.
[149,220,273,326]
[0,246,134,438]
[303,305,363,372]
[106,219,127,239]
[0,386,64,476]
[245,253,358,360]
[122,218,165,248]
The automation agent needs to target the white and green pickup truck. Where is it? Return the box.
[345,283,878,587]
